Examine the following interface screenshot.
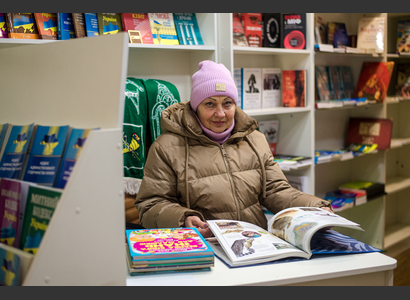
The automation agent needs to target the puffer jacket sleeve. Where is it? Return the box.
[253,134,332,214]
[134,140,205,229]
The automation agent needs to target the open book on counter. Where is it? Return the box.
[207,207,380,267]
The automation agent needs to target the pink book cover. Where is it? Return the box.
[0,179,21,248]
[121,13,154,44]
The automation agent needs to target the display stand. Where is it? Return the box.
[0,33,129,285]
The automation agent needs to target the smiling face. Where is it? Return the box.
[196,96,236,133]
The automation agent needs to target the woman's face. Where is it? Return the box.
[196,96,236,133]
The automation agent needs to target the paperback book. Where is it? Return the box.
[397,20,410,53]
[0,245,20,286]
[232,13,248,47]
[5,13,39,39]
[148,13,179,45]
[0,13,7,38]
[71,13,86,38]
[282,70,306,107]
[0,178,21,248]
[314,15,326,44]
[241,13,263,47]
[261,68,281,108]
[97,13,123,35]
[262,13,281,48]
[281,13,306,49]
[357,17,385,53]
[84,13,99,37]
[258,120,279,155]
[33,13,58,40]
[328,66,344,99]
[121,13,154,44]
[395,63,410,97]
[339,180,385,202]
[237,68,262,110]
[315,66,332,101]
[57,13,75,40]
[339,66,355,99]
[173,13,203,46]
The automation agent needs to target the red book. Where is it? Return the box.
[34,13,58,40]
[345,117,393,150]
[241,13,262,47]
[354,62,395,104]
[282,70,306,107]
[121,13,154,44]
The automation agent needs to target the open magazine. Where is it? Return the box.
[206,207,377,267]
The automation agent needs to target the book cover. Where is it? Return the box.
[232,13,248,47]
[71,13,87,38]
[354,62,394,103]
[397,20,410,53]
[0,124,35,180]
[261,68,281,108]
[395,63,410,97]
[19,186,62,254]
[54,128,94,189]
[97,13,123,36]
[345,117,393,150]
[173,13,203,46]
[332,22,350,48]
[339,180,385,201]
[315,66,332,101]
[5,13,39,39]
[282,70,306,107]
[57,13,75,40]
[258,120,279,155]
[357,17,385,53]
[234,68,243,109]
[84,13,99,37]
[314,15,326,44]
[242,68,262,110]
[148,13,179,45]
[0,124,9,151]
[126,228,214,261]
[0,13,8,38]
[281,13,306,49]
[324,190,355,212]
[262,13,281,48]
[33,13,57,40]
[21,125,70,186]
[0,246,20,286]
[327,66,344,99]
[326,22,336,47]
[339,66,355,99]
[241,13,263,47]
[0,179,21,248]
[121,13,154,44]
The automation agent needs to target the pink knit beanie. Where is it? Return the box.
[190,60,238,112]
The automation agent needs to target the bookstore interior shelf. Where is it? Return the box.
[245,107,311,117]
[233,46,311,55]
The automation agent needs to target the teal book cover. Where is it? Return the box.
[173,13,203,45]
[0,246,20,286]
[57,13,75,40]
[22,125,69,186]
[0,123,34,179]
[84,13,99,37]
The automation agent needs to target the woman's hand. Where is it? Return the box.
[185,216,213,238]
[320,206,334,213]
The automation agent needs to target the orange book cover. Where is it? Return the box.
[34,13,57,40]
[5,13,39,39]
[282,70,306,107]
[354,61,394,103]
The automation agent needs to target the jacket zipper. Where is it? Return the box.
[220,145,241,220]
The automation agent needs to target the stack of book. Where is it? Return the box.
[273,154,312,171]
[125,227,215,276]
[338,180,386,202]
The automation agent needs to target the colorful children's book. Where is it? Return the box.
[324,190,356,212]
[0,13,9,38]
[0,124,35,180]
[241,13,263,47]
[84,13,99,37]
[121,13,154,44]
[57,13,75,40]
[97,13,123,36]
[71,13,87,38]
[173,13,203,46]
[261,68,281,108]
[397,20,410,53]
[338,180,385,202]
[5,13,39,39]
[54,127,94,189]
[281,13,306,49]
[282,70,306,107]
[148,13,179,45]
[232,13,248,47]
[0,245,20,286]
[19,185,62,254]
[0,178,21,248]
[262,13,281,48]
[315,66,332,101]
[33,13,58,40]
[258,120,279,155]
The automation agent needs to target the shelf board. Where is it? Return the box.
[385,176,410,194]
[315,51,383,58]
[244,106,311,117]
[128,44,216,51]
[384,223,410,249]
[390,138,410,149]
[385,96,410,103]
[233,46,311,55]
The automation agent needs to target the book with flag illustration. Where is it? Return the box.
[0,245,20,286]
[148,13,179,45]
[0,124,35,180]
[173,13,203,46]
[97,13,123,36]
[0,13,8,38]
[33,13,58,40]
[21,125,70,186]
[4,13,39,39]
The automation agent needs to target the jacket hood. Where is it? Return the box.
[160,101,259,144]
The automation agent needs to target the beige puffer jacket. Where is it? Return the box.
[135,101,331,230]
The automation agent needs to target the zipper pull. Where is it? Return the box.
[221,145,227,157]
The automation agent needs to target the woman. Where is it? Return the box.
[135,60,332,238]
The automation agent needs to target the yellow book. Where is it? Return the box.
[148,13,179,45]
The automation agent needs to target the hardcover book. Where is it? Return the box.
[354,62,395,103]
[97,13,123,35]
[241,68,262,110]
[21,125,70,186]
[345,117,393,150]
[281,13,306,49]
[332,22,350,48]
[0,178,21,248]
[357,17,385,53]
[173,13,203,46]
[258,120,279,155]
[0,124,35,180]
[282,70,306,107]
[232,13,248,47]
[262,13,281,48]
[33,13,57,40]
[241,13,263,47]
[339,66,355,99]
[148,13,179,45]
[397,20,410,53]
[0,245,20,286]
[5,13,39,39]
[71,13,87,38]
[395,63,410,97]
[262,68,281,108]
[19,185,62,254]
[57,13,75,40]
[315,66,332,101]
[0,13,8,38]
[328,66,344,99]
[84,13,99,37]
[121,13,154,44]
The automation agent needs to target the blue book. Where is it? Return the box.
[0,246,20,286]
[54,128,94,189]
[21,125,69,186]
[324,190,356,211]
[57,13,76,40]
[234,68,243,109]
[84,13,99,37]
[327,66,344,99]
[0,123,34,179]
[173,13,203,45]
[339,66,355,99]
